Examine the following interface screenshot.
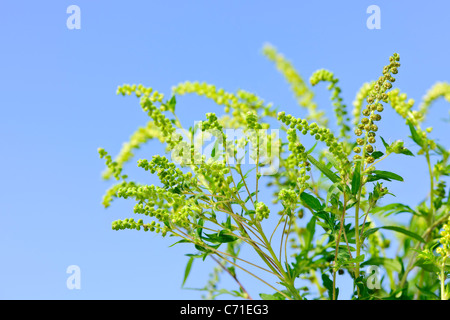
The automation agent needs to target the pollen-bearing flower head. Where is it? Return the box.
[437,218,450,259]
[255,202,270,221]
[353,53,400,164]
[278,189,298,209]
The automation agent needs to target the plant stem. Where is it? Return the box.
[354,179,363,294]
[256,222,302,300]
[333,191,347,300]
[425,150,435,226]
[210,255,253,300]
[441,263,446,300]
[399,212,450,288]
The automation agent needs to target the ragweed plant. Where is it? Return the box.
[99,44,450,300]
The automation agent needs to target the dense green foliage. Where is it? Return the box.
[99,44,450,300]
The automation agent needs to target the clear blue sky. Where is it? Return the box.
[1,1,449,299]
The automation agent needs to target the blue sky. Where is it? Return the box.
[0,1,449,299]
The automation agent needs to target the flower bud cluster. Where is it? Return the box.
[437,218,450,259]
[278,112,349,169]
[310,69,350,138]
[138,95,178,149]
[112,218,169,236]
[419,82,450,123]
[255,202,270,221]
[353,53,400,164]
[202,113,223,131]
[117,83,164,102]
[172,81,269,128]
[193,159,230,193]
[388,89,418,124]
[352,82,374,126]
[98,148,124,180]
[278,189,298,209]
[101,121,165,179]
[138,155,193,191]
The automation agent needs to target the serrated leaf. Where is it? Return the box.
[345,254,365,265]
[322,273,338,300]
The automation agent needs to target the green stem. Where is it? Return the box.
[425,150,435,226]
[354,177,363,292]
[256,222,302,300]
[333,192,347,300]
[441,264,446,300]
[399,212,450,288]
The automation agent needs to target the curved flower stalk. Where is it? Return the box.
[310,69,351,139]
[418,82,450,123]
[352,82,374,128]
[172,81,276,129]
[263,43,328,127]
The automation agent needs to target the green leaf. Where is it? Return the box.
[361,257,402,273]
[167,95,176,112]
[342,254,365,266]
[415,285,440,300]
[371,203,417,217]
[196,218,204,238]
[351,161,361,196]
[307,154,340,183]
[368,170,404,182]
[211,138,220,158]
[169,239,191,247]
[305,217,316,250]
[324,152,340,170]
[371,151,384,160]
[182,257,194,287]
[326,182,343,207]
[259,293,285,300]
[218,230,238,243]
[203,230,238,244]
[322,273,338,300]
[399,148,414,156]
[313,211,335,231]
[234,167,256,191]
[407,119,424,147]
[300,192,323,211]
[363,226,425,243]
[380,136,390,149]
[306,142,318,154]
